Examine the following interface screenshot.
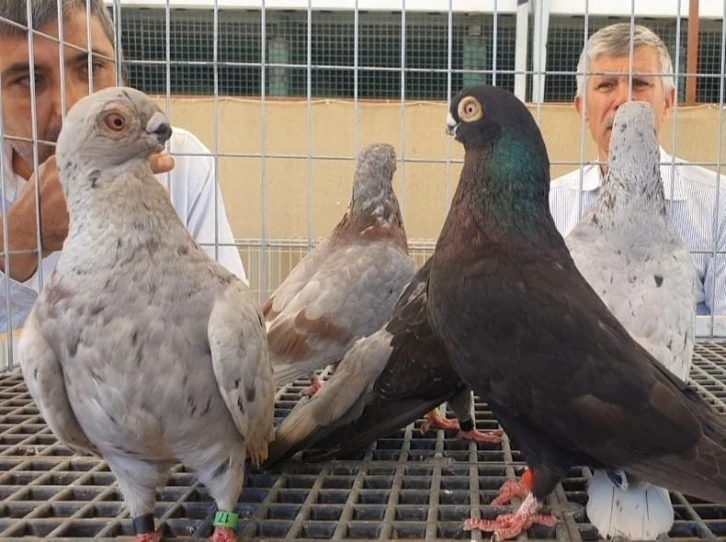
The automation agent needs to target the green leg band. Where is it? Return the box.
[213,510,239,529]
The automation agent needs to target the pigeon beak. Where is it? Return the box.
[146,112,173,148]
[445,111,458,137]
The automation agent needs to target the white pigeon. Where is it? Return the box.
[17,86,275,542]
[262,142,418,396]
[565,100,699,540]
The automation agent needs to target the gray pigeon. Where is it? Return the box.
[262,143,418,395]
[17,87,275,542]
[563,101,699,539]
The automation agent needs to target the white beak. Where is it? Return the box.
[445,111,458,136]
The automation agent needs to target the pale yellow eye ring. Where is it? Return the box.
[458,96,483,122]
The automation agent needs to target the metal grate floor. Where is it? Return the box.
[2,344,726,540]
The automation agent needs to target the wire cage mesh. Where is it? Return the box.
[0,0,726,540]
[1,345,726,540]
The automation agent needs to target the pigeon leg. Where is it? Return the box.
[300,375,323,396]
[132,514,162,542]
[464,492,557,541]
[106,457,169,542]
[195,453,246,542]
[443,389,504,443]
[455,417,504,443]
[420,407,460,433]
[492,467,533,505]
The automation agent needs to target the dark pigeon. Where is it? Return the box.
[425,83,726,541]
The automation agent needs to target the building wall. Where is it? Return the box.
[160,96,726,243]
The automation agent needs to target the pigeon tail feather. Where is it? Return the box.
[586,469,674,540]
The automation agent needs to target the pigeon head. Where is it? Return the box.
[352,143,397,197]
[347,142,402,227]
[444,85,552,228]
[55,86,172,190]
[447,84,544,156]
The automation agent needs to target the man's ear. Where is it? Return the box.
[662,84,675,123]
[575,94,584,119]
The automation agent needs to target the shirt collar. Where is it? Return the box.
[568,146,689,202]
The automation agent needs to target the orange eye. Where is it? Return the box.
[105,113,126,131]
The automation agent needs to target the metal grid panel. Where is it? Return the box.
[1,343,726,540]
[116,9,726,104]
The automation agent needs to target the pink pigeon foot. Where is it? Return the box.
[464,493,557,541]
[300,376,323,396]
[420,410,460,433]
[134,534,162,542]
[456,427,504,443]
[209,526,237,542]
[491,468,533,506]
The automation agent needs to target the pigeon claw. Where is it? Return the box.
[465,492,557,541]
[456,427,504,443]
[420,410,460,433]
[134,532,162,542]
[492,468,534,505]
[209,526,238,542]
[463,512,557,541]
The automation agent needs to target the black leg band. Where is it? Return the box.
[459,418,474,432]
[132,513,156,535]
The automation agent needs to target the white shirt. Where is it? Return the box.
[0,126,247,332]
[549,147,726,316]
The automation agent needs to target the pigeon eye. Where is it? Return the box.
[458,96,483,122]
[104,113,126,131]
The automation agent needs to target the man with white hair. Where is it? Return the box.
[549,22,726,316]
[0,0,247,332]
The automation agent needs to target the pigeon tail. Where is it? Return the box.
[623,398,726,505]
[586,469,674,540]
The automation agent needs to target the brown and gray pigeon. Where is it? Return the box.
[262,143,418,395]
[17,87,275,542]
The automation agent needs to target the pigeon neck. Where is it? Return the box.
[349,178,404,232]
[65,162,182,248]
[595,149,666,218]
[440,144,553,251]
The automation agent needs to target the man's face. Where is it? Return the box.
[575,45,675,163]
[0,9,117,177]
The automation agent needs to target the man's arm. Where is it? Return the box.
[1,156,69,282]
[0,202,45,334]
[0,204,43,282]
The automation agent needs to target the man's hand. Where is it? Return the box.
[150,153,175,197]
[10,155,69,256]
[150,153,175,175]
